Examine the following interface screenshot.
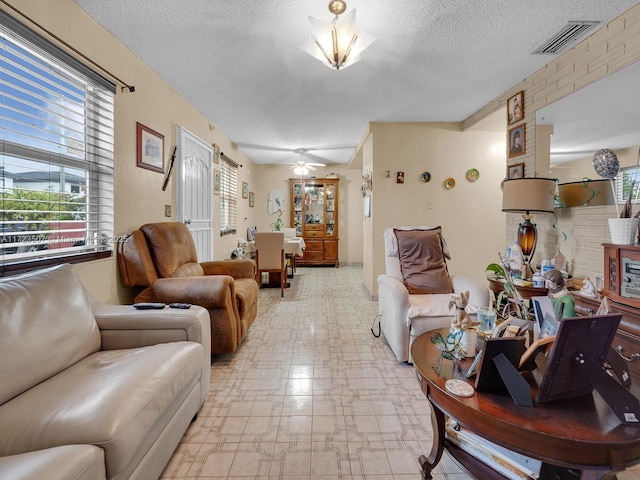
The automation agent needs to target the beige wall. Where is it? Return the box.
[465,4,640,282]
[361,122,507,297]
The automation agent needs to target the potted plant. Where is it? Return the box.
[486,254,528,320]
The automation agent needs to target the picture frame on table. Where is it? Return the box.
[507,162,525,180]
[249,191,255,207]
[508,124,525,158]
[213,169,221,195]
[507,91,524,125]
[136,122,164,173]
[242,182,249,198]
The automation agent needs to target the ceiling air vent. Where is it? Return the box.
[531,21,600,55]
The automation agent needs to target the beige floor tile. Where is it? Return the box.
[161,266,640,480]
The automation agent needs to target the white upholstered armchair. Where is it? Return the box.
[377,227,490,363]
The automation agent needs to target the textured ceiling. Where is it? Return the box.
[74,0,640,166]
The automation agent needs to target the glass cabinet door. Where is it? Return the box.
[325,184,335,237]
[304,184,324,226]
[293,182,304,235]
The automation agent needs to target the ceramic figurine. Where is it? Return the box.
[543,269,575,318]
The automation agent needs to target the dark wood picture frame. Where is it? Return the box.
[508,124,525,158]
[136,122,165,173]
[507,162,525,179]
[507,91,524,126]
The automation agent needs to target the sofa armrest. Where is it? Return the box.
[93,303,211,405]
[200,259,256,280]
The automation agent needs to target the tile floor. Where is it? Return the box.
[161,266,640,480]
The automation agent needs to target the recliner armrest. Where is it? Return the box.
[201,259,256,280]
[151,275,235,308]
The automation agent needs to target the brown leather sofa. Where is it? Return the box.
[118,222,259,353]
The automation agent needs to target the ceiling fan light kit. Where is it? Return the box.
[301,0,375,70]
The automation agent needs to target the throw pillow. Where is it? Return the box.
[394,228,453,294]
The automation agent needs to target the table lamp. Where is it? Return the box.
[502,178,556,278]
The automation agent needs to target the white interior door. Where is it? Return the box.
[176,126,213,261]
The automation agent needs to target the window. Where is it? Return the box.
[0,12,115,272]
[219,155,237,236]
[616,166,640,204]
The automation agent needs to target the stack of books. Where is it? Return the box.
[445,419,542,479]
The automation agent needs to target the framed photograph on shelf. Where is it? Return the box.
[136,122,164,173]
[507,91,524,125]
[507,162,525,179]
[508,124,525,158]
[249,192,255,207]
[242,182,249,198]
[213,169,221,195]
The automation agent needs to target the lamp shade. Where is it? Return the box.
[502,178,556,213]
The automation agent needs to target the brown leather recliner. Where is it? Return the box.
[117,222,258,354]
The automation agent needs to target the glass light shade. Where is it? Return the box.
[518,217,537,257]
[293,166,309,176]
[301,9,376,70]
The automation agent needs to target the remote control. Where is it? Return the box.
[169,303,191,309]
[133,302,166,309]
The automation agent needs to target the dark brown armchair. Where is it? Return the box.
[117,222,258,354]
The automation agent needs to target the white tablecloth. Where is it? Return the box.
[285,237,306,257]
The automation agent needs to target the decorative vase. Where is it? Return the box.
[608,218,639,245]
[460,330,477,358]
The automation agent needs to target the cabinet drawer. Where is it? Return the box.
[305,224,323,231]
[612,330,640,383]
[304,250,324,261]
[305,230,323,238]
[305,240,323,251]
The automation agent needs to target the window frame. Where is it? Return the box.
[219,155,238,237]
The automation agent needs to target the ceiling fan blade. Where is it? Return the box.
[301,152,330,165]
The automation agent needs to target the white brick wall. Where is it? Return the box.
[467,4,640,281]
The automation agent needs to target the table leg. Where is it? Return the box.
[418,398,446,479]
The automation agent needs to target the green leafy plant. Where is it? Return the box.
[486,258,527,320]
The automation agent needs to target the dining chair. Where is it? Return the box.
[255,232,287,297]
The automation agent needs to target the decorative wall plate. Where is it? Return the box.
[466,168,480,182]
[421,171,431,182]
[444,177,456,190]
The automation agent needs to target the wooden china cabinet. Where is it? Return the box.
[289,178,339,267]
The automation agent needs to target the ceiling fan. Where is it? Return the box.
[233,142,356,167]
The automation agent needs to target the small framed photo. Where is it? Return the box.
[136,122,164,173]
[242,182,249,198]
[507,162,525,180]
[212,144,220,164]
[213,169,221,195]
[508,124,525,158]
[396,171,404,184]
[507,91,524,125]
[249,192,255,207]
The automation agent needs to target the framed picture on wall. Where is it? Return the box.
[242,182,249,198]
[249,192,255,207]
[136,122,164,173]
[508,124,525,158]
[213,169,221,195]
[213,144,220,164]
[507,162,525,179]
[507,91,524,125]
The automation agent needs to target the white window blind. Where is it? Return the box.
[0,11,115,266]
[219,155,237,236]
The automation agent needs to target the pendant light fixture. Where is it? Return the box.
[301,1,375,70]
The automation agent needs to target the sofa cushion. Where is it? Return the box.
[0,445,105,480]
[394,228,453,295]
[0,264,100,405]
[0,341,202,480]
